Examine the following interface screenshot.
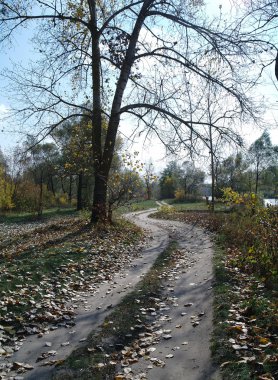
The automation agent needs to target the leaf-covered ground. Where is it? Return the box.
[52,242,184,380]
[151,210,278,380]
[213,247,277,380]
[0,216,145,377]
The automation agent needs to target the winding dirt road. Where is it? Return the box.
[2,209,220,380]
[124,210,220,380]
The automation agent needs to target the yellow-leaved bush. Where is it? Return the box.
[221,188,277,285]
[0,166,14,211]
[222,187,262,213]
[174,188,186,201]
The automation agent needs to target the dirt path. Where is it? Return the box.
[2,210,220,380]
[124,211,221,380]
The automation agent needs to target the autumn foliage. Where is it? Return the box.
[220,189,277,284]
[153,191,278,286]
[0,165,14,211]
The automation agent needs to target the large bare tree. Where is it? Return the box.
[0,0,275,222]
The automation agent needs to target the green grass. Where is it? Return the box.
[0,207,77,224]
[170,201,210,211]
[115,199,158,214]
[129,199,158,211]
[53,241,179,379]
[166,200,226,212]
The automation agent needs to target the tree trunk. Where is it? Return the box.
[211,156,215,212]
[208,110,215,212]
[68,175,73,205]
[89,0,104,222]
[77,172,83,211]
[147,186,151,200]
[107,202,113,224]
[49,175,56,197]
[91,172,108,223]
[89,0,151,223]
[248,172,252,193]
[38,173,43,217]
[184,178,187,197]
[61,178,66,193]
[255,163,259,194]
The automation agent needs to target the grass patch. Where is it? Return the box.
[0,207,77,224]
[170,201,210,211]
[165,198,227,211]
[153,200,227,214]
[130,199,158,211]
[115,199,158,215]
[53,241,179,379]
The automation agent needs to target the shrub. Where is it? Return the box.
[159,204,175,213]
[222,187,262,214]
[219,201,278,285]
[57,194,69,207]
[174,188,186,201]
[13,181,55,213]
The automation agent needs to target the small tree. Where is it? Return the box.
[159,162,183,199]
[107,152,144,221]
[0,158,14,211]
[180,161,205,199]
[18,138,59,216]
[143,162,157,200]
[57,119,93,210]
[248,131,275,194]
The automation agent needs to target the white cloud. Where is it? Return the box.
[0,104,9,114]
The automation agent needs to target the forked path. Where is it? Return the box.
[3,210,220,380]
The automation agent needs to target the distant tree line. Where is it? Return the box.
[0,128,276,216]
[158,131,278,202]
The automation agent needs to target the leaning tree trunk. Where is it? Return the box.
[89,0,152,223]
[275,51,278,82]
[210,157,215,212]
[89,0,106,222]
